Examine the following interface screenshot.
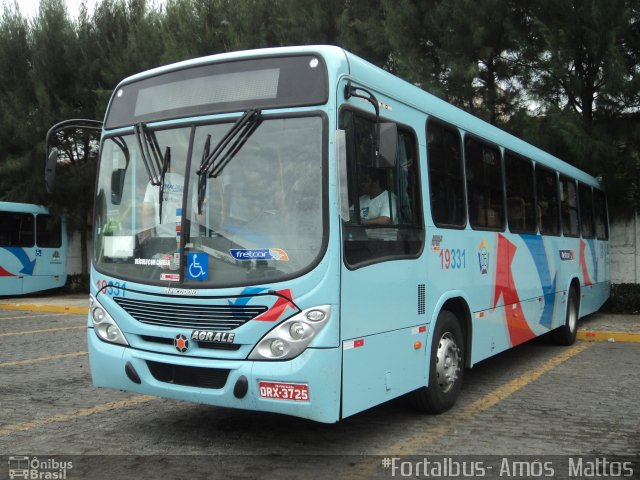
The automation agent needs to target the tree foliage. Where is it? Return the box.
[0,0,638,273]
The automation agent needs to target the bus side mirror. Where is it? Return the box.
[45,119,103,193]
[376,122,397,169]
[45,148,59,194]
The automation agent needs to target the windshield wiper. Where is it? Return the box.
[134,122,171,222]
[196,109,262,215]
[158,146,171,223]
[134,123,162,186]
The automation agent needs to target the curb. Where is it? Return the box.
[0,303,88,315]
[577,330,640,343]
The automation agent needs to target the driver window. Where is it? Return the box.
[340,109,423,268]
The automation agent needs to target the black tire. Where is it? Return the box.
[410,310,464,413]
[552,287,579,345]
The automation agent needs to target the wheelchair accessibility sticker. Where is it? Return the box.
[187,253,208,281]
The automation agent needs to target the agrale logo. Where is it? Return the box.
[174,334,190,353]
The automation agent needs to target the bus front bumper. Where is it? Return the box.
[87,328,342,423]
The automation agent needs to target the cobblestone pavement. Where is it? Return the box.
[0,309,638,479]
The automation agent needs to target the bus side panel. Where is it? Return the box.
[468,297,553,365]
[21,243,67,293]
[0,273,23,296]
[21,245,68,294]
[341,326,428,418]
[578,238,610,316]
[468,233,563,365]
[514,234,568,332]
[0,213,67,295]
[340,258,428,418]
[340,261,427,340]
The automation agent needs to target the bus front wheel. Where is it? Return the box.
[410,310,464,414]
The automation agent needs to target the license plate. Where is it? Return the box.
[259,381,309,402]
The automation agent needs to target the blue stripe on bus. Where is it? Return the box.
[520,235,556,328]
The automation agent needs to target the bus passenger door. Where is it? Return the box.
[337,108,427,418]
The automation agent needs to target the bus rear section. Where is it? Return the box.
[0,202,67,296]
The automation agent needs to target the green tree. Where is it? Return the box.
[336,0,390,67]
[384,0,529,124]
[516,0,640,212]
[160,0,229,61]
[31,0,98,274]
[0,4,33,162]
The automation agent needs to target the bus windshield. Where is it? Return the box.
[94,115,325,287]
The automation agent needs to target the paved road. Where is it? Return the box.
[0,309,638,479]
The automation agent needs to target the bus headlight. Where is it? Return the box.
[248,305,331,361]
[90,295,129,346]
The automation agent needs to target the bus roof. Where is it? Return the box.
[113,45,601,189]
[116,45,348,88]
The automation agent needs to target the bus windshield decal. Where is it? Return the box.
[229,248,290,261]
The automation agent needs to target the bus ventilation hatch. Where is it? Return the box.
[418,284,426,315]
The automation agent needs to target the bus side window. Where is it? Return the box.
[340,109,424,267]
[465,136,504,231]
[536,166,561,236]
[505,151,536,234]
[0,212,34,247]
[559,175,580,237]
[593,189,609,240]
[427,119,466,228]
[579,183,595,239]
[36,214,63,248]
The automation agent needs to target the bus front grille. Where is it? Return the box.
[113,297,267,330]
[146,361,230,389]
[140,335,242,351]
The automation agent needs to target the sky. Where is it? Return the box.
[5,0,100,18]
[4,0,166,19]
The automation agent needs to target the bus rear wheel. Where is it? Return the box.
[552,287,579,346]
[410,310,464,414]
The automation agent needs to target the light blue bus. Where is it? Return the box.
[46,46,609,423]
[0,202,67,296]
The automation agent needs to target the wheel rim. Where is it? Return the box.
[435,332,461,393]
